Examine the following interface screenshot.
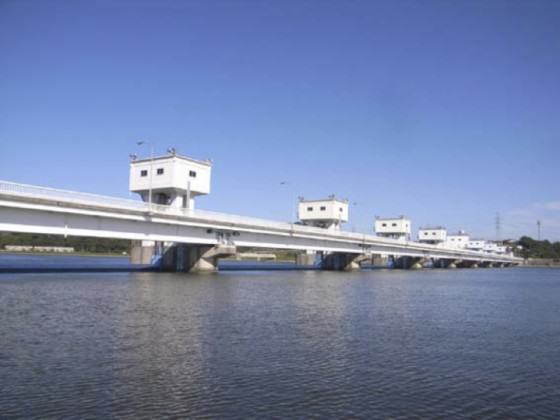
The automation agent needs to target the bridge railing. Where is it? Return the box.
[0,180,326,234]
[0,180,520,261]
[0,180,149,211]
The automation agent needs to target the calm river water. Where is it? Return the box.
[1,259,559,418]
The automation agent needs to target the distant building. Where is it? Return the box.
[418,226,447,244]
[298,196,348,231]
[445,230,470,249]
[467,239,487,251]
[483,242,508,254]
[129,152,212,209]
[4,245,75,253]
[374,216,411,241]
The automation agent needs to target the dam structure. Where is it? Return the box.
[0,152,521,272]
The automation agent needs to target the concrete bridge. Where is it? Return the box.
[0,181,522,272]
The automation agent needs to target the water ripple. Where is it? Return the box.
[1,268,559,418]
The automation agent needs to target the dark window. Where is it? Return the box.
[307,207,313,211]
[432,232,436,235]
[392,223,397,227]
[157,168,164,175]
[189,170,197,178]
[140,170,148,177]
[424,232,429,236]
[320,206,326,211]
[382,223,387,227]
[339,208,343,212]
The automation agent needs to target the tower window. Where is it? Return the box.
[189,170,197,178]
[157,168,164,175]
[140,170,148,177]
[392,223,397,227]
[320,206,326,211]
[307,207,313,211]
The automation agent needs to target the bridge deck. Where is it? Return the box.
[0,180,521,264]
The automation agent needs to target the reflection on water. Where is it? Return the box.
[1,268,559,418]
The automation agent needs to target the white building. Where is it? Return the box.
[467,239,487,251]
[483,242,508,255]
[129,152,212,209]
[418,226,447,244]
[374,216,411,241]
[445,230,470,249]
[298,196,348,231]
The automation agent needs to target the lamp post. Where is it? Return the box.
[137,141,154,210]
[279,181,297,224]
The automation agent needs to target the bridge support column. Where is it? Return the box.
[372,254,390,268]
[296,250,317,266]
[393,256,426,270]
[458,261,479,268]
[162,244,236,273]
[436,259,462,269]
[130,240,158,265]
[321,253,367,271]
[480,262,494,268]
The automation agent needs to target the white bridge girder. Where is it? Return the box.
[0,189,521,266]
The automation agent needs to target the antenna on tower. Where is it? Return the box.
[495,212,501,241]
[537,220,541,241]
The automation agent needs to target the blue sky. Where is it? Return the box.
[1,0,559,240]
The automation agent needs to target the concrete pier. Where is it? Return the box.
[321,253,368,271]
[295,251,317,266]
[130,240,157,265]
[372,255,390,268]
[162,244,236,273]
[393,256,426,270]
[434,258,463,269]
[458,261,479,268]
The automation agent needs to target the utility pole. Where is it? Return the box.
[537,220,541,241]
[495,212,501,242]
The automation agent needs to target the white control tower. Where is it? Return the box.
[129,151,212,209]
[374,216,411,241]
[298,196,349,231]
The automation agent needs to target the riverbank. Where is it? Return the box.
[0,250,127,258]
[523,258,560,268]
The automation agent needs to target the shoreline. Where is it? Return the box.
[0,250,128,258]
